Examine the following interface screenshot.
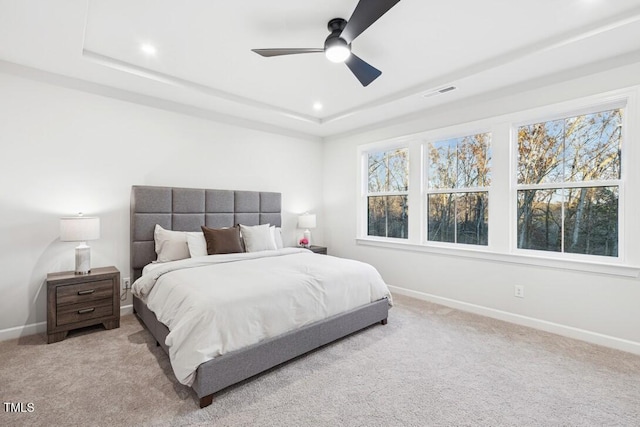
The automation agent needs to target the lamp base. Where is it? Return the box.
[303,229,311,247]
[75,243,91,275]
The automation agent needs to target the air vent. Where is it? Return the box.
[422,86,457,98]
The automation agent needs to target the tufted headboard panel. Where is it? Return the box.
[130,185,281,281]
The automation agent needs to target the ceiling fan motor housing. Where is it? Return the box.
[327,17,347,33]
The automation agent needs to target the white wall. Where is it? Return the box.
[0,72,323,339]
[3,58,640,353]
[323,61,640,352]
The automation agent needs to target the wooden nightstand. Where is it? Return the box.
[46,266,120,344]
[308,245,327,255]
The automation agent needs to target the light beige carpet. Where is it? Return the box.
[1,294,639,426]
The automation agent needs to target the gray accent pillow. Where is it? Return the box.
[201,226,244,255]
[154,224,190,262]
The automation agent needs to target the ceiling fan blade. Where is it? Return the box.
[340,0,401,44]
[252,48,324,57]
[345,53,382,87]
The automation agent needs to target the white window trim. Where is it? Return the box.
[355,236,640,278]
[509,97,629,263]
[424,130,492,246]
[358,141,412,240]
[356,86,640,278]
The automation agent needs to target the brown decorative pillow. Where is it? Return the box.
[201,226,244,255]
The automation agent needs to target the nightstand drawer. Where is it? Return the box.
[56,298,113,326]
[56,280,114,306]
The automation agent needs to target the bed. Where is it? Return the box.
[130,185,390,408]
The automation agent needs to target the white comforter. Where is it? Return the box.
[132,248,391,386]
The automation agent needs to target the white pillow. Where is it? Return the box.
[271,226,283,249]
[186,232,208,258]
[154,224,190,262]
[240,224,277,252]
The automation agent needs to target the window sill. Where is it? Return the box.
[356,237,640,278]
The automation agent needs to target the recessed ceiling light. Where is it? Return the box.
[140,43,157,56]
[313,102,323,111]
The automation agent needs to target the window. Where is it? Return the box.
[357,89,635,276]
[367,148,409,238]
[426,133,491,245]
[516,108,622,257]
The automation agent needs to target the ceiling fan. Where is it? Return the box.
[251,0,401,87]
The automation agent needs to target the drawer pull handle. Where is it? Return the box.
[77,289,95,296]
[78,308,95,314]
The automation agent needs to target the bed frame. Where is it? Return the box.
[130,185,389,408]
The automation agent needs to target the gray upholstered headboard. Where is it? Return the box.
[130,185,282,281]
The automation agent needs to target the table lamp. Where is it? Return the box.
[298,213,316,248]
[60,213,100,275]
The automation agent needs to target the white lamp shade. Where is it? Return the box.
[60,216,100,242]
[298,214,316,229]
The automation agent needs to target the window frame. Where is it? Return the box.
[358,140,412,242]
[355,87,639,277]
[510,101,627,262]
[424,130,492,247]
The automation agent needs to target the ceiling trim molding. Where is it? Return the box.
[320,7,640,125]
[0,59,321,142]
[324,50,640,142]
[77,6,640,131]
[82,49,322,125]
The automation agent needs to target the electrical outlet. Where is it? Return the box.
[514,285,524,298]
[122,277,131,291]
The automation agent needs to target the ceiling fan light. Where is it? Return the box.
[324,37,351,63]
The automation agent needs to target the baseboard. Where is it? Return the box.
[0,321,47,342]
[388,285,640,356]
[0,304,135,342]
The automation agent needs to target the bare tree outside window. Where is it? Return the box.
[367,148,409,238]
[427,133,491,245]
[516,109,622,256]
